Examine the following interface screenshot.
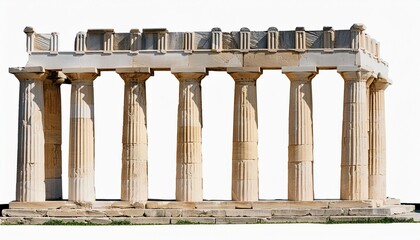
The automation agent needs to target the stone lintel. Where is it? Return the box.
[282,66,317,73]
[227,67,261,73]
[116,67,152,74]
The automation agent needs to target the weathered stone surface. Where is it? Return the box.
[225,209,272,217]
[171,217,215,224]
[328,200,376,208]
[129,217,170,225]
[2,217,25,225]
[262,216,328,223]
[2,209,47,217]
[145,201,195,209]
[253,201,329,209]
[215,217,258,224]
[182,209,226,217]
[309,208,344,216]
[89,217,113,224]
[194,201,236,209]
[272,209,310,216]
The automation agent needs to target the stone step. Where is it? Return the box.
[2,205,414,218]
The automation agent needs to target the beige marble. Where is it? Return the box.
[228,67,261,201]
[64,68,99,202]
[339,68,372,200]
[172,70,207,202]
[43,72,64,200]
[369,76,389,200]
[11,67,47,202]
[283,67,317,201]
[117,68,152,203]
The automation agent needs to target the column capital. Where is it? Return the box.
[227,67,261,81]
[10,66,47,81]
[63,68,99,81]
[337,66,374,82]
[371,75,391,91]
[282,66,318,81]
[171,67,207,81]
[117,67,153,81]
[46,71,66,84]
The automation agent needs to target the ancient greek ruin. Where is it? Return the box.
[1,24,416,224]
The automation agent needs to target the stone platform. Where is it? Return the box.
[0,199,417,225]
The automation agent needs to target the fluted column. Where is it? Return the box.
[339,67,372,200]
[369,76,390,200]
[116,68,152,203]
[43,72,65,200]
[11,67,47,202]
[172,68,207,202]
[64,68,99,202]
[228,67,261,201]
[283,67,317,201]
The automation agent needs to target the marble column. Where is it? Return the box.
[43,72,65,200]
[172,69,207,202]
[228,67,261,202]
[338,67,372,200]
[116,68,152,203]
[64,68,99,202]
[11,67,47,202]
[369,76,390,200]
[283,67,317,201]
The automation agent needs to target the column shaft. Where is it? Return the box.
[368,79,389,199]
[284,70,316,201]
[43,78,62,200]
[118,71,151,202]
[14,71,47,202]
[173,72,206,202]
[340,70,371,200]
[229,70,261,201]
[66,70,98,202]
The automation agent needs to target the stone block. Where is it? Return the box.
[328,200,375,208]
[120,209,145,217]
[233,202,253,209]
[253,201,328,209]
[262,216,328,223]
[171,217,215,224]
[384,198,400,205]
[144,209,166,217]
[165,209,182,217]
[2,217,24,225]
[24,217,51,225]
[182,209,226,217]
[309,208,344,216]
[272,209,310,216]
[329,216,385,222]
[9,201,76,209]
[145,201,195,209]
[225,209,272,217]
[2,209,47,217]
[104,209,125,217]
[47,209,92,217]
[348,208,391,216]
[215,217,258,224]
[89,218,113,224]
[194,201,236,209]
[129,217,171,225]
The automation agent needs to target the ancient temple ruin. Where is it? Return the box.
[2,24,415,224]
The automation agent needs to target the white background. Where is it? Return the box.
[1,0,420,238]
